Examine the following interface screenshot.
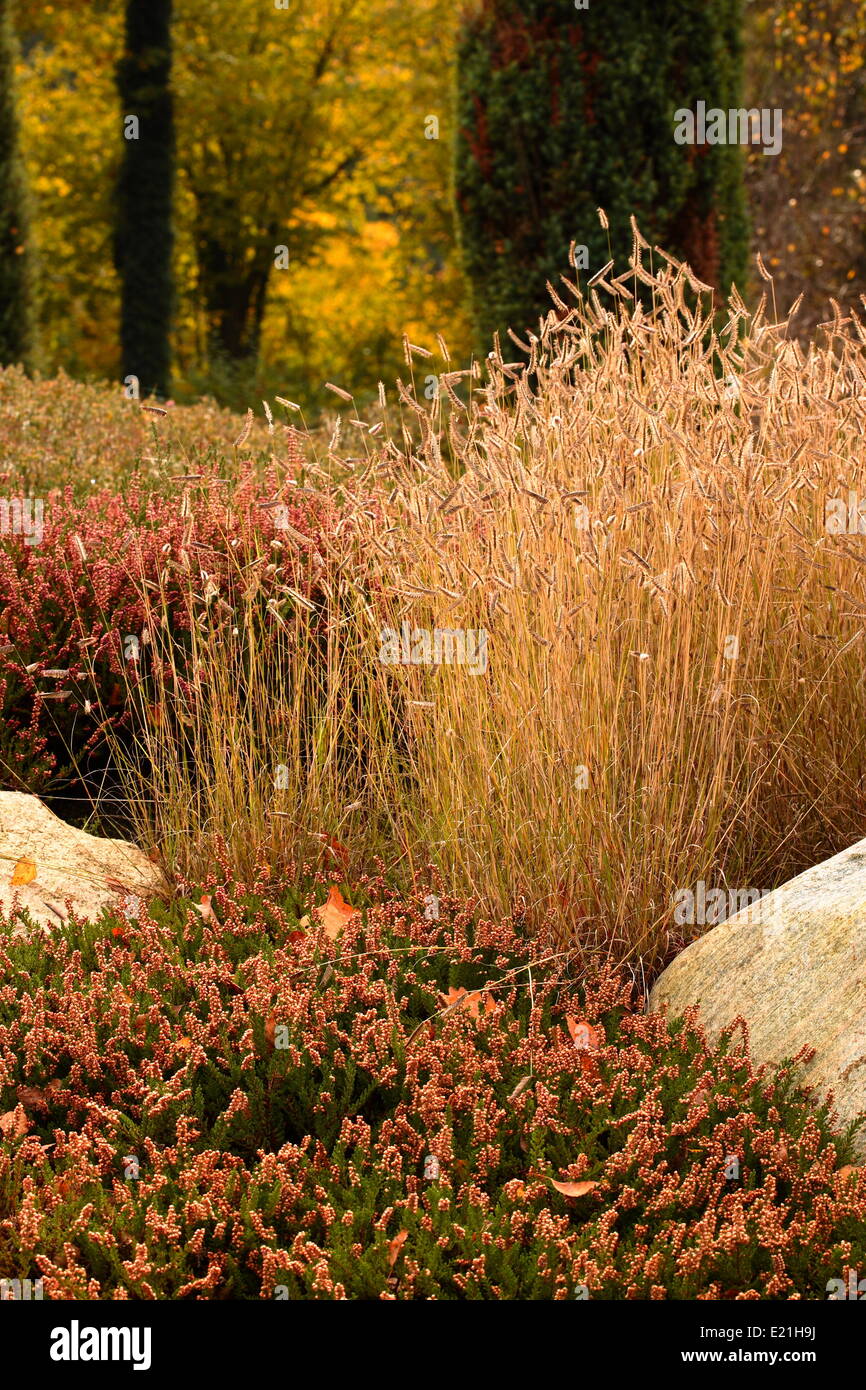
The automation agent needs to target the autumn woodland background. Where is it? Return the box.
[1,0,865,410]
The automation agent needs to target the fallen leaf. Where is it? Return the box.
[387,1229,408,1270]
[549,1179,599,1198]
[10,855,36,887]
[566,1017,602,1051]
[838,1165,859,1182]
[320,834,350,869]
[16,1085,48,1111]
[314,886,359,940]
[176,1036,192,1052]
[0,1107,30,1140]
[440,985,497,1021]
[264,1012,276,1054]
[193,893,217,924]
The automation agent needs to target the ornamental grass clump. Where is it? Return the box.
[1,880,864,1299]
[88,237,866,971]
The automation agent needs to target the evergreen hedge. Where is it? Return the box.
[454,0,750,351]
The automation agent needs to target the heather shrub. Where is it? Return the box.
[0,882,863,1299]
[0,451,337,812]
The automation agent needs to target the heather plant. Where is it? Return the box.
[0,882,863,1300]
[0,437,333,814]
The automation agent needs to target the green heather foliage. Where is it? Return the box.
[454,0,749,349]
[114,0,175,398]
[0,878,864,1300]
[0,0,35,369]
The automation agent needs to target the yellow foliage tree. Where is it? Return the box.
[15,0,471,407]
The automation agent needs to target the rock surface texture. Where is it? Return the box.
[648,836,866,1156]
[0,791,168,935]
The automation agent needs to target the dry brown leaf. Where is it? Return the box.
[0,1107,30,1140]
[314,886,359,940]
[440,985,497,1021]
[387,1229,408,1270]
[193,893,217,924]
[264,1012,276,1055]
[838,1165,859,1182]
[10,855,36,887]
[16,1085,48,1111]
[549,1178,599,1198]
[566,1017,602,1051]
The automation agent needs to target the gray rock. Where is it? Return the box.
[0,791,169,935]
[648,837,866,1156]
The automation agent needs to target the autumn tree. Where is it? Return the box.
[114,0,175,397]
[13,0,470,404]
[454,0,750,350]
[177,0,413,373]
[0,0,35,369]
[744,0,866,340]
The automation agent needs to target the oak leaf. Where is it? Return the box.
[10,855,36,887]
[566,1017,602,1051]
[440,985,497,1021]
[314,886,359,940]
[16,1085,49,1111]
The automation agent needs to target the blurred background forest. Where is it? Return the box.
[4,0,866,414]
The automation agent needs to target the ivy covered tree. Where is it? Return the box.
[0,0,35,369]
[454,0,749,350]
[114,0,174,397]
